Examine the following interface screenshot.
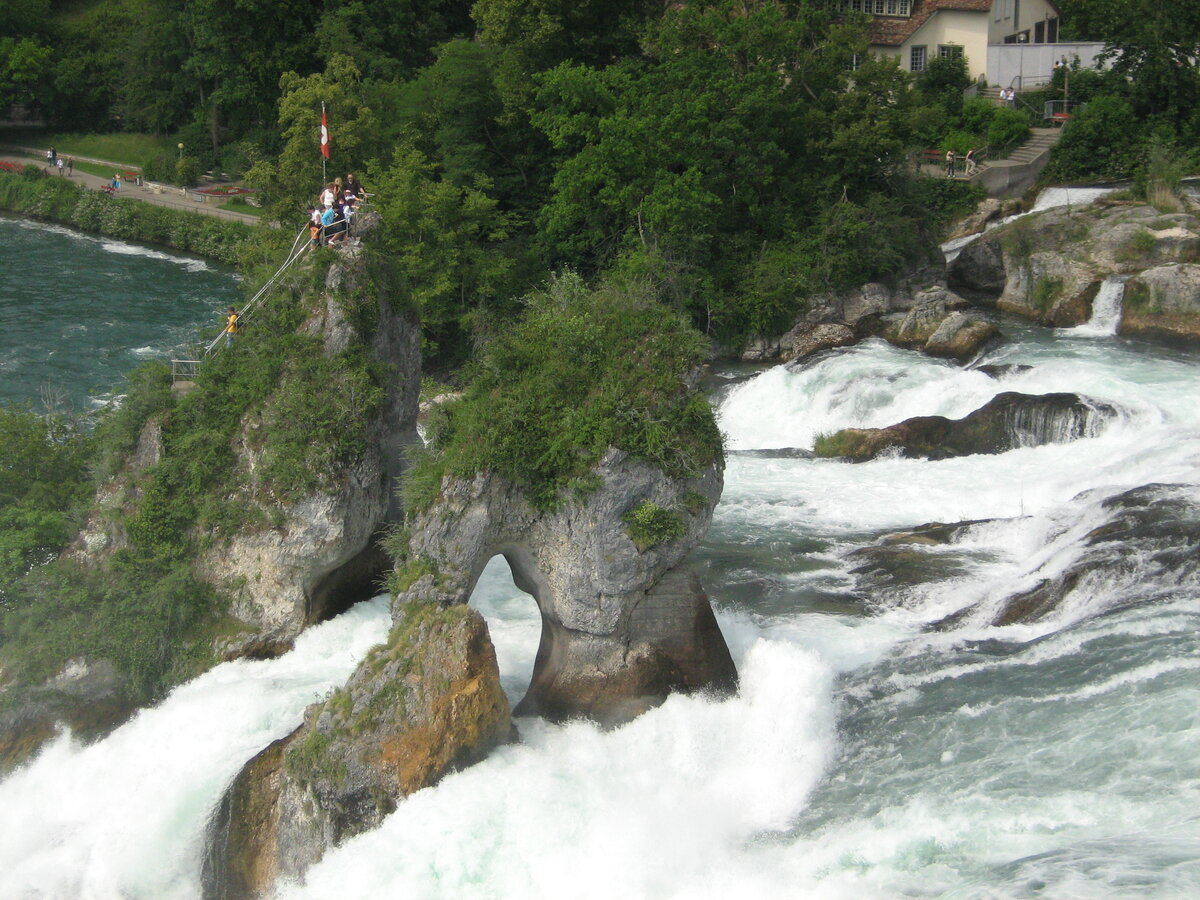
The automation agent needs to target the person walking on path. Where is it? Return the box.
[56,157,65,176]
[224,306,240,347]
[964,148,978,176]
[66,157,74,176]
[946,148,957,178]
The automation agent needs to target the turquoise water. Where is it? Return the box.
[0,214,240,411]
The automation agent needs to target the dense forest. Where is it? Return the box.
[3,0,999,355]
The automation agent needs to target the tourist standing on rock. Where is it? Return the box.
[224,307,240,347]
[946,148,956,178]
[308,206,322,246]
[344,172,367,199]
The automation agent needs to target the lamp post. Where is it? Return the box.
[178,142,184,161]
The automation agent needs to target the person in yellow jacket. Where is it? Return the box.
[224,306,240,347]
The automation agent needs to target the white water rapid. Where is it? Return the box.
[0,598,390,899]
[5,324,1200,898]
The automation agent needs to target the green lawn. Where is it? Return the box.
[0,128,170,167]
[217,198,263,217]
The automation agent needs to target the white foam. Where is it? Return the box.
[0,597,390,899]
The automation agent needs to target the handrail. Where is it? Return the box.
[203,225,311,357]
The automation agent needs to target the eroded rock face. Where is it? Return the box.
[816,392,1117,461]
[858,287,999,362]
[949,203,1200,328]
[204,604,510,899]
[398,448,737,724]
[1123,263,1200,343]
[197,248,421,652]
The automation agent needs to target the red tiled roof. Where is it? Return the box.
[867,0,992,47]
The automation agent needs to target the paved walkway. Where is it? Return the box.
[0,148,263,226]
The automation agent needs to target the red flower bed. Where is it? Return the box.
[0,161,26,173]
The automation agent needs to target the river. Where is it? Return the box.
[0,214,240,411]
[1,206,1198,898]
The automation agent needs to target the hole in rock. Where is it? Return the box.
[307,537,392,625]
[468,556,541,705]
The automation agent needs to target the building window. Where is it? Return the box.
[1047,17,1058,43]
[910,45,927,72]
[938,44,964,60]
[838,0,909,15]
[846,53,864,72]
[1035,20,1045,43]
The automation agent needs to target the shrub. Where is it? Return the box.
[622,501,686,551]
[406,272,723,512]
[987,107,1031,154]
[1043,96,1143,182]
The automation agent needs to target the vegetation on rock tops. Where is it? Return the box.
[405,271,723,512]
[0,239,395,707]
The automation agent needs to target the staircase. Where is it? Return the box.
[1004,127,1062,165]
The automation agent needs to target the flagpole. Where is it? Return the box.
[321,102,327,187]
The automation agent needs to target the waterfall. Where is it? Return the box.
[1068,275,1126,337]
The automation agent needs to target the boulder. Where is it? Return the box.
[779,322,857,363]
[204,604,511,898]
[1122,263,1200,343]
[945,197,1003,242]
[815,392,1117,461]
[923,312,1001,361]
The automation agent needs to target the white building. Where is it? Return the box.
[838,0,1076,85]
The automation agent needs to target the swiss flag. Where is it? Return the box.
[320,107,331,159]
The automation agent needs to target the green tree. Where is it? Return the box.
[0,406,93,591]
[1058,0,1200,125]
[246,54,384,216]
[0,37,52,110]
[370,144,523,360]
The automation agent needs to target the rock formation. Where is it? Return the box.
[203,603,511,899]
[815,392,1117,462]
[949,202,1200,333]
[743,271,1000,365]
[205,445,737,895]
[1,231,422,773]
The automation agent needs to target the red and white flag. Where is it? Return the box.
[320,105,331,159]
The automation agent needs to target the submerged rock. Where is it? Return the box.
[815,392,1117,461]
[991,483,1200,625]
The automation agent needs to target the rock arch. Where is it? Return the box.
[397,447,738,725]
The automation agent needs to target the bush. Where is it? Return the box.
[175,156,203,187]
[622,501,686,551]
[1043,96,1143,182]
[987,107,1031,153]
[406,271,723,512]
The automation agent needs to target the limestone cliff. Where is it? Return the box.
[1,231,420,773]
[193,247,420,654]
[949,202,1200,334]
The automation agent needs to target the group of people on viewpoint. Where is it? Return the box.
[945,147,978,178]
[224,173,371,346]
[308,173,368,246]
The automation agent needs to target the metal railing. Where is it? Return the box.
[202,224,312,357]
